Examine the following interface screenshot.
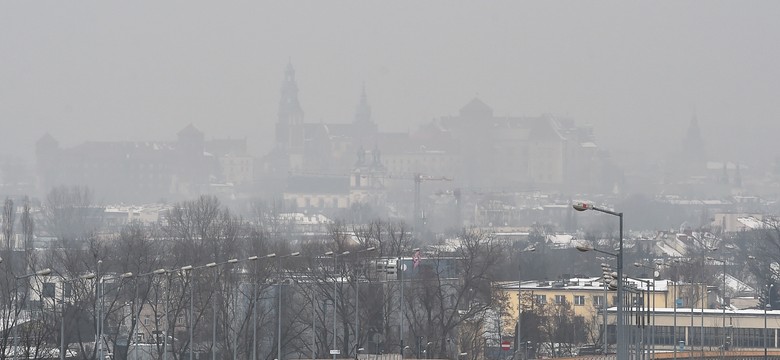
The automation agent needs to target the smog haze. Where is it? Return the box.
[2,1,779,168]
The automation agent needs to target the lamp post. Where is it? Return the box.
[766,284,774,360]
[748,255,772,360]
[161,270,176,360]
[576,244,619,356]
[205,258,238,360]
[572,202,625,360]
[277,252,301,360]
[246,253,276,360]
[625,276,654,360]
[325,250,351,360]
[97,271,134,360]
[515,246,535,360]
[96,259,102,360]
[60,272,96,360]
[399,248,420,359]
[354,247,377,359]
[14,268,52,360]
[127,268,165,360]
[179,265,195,360]
[707,256,728,356]
[600,262,612,355]
[634,262,659,359]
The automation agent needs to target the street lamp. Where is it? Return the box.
[60,272,96,360]
[159,269,175,360]
[515,246,535,359]
[354,247,377,359]
[96,259,102,360]
[766,284,774,360]
[204,258,238,360]
[14,268,52,360]
[625,275,654,360]
[325,250,351,360]
[634,262,660,359]
[749,255,773,360]
[246,253,276,360]
[577,244,619,356]
[128,265,198,360]
[572,202,625,360]
[95,268,133,360]
[179,265,195,360]
[673,257,711,358]
[129,268,164,360]
[600,262,613,355]
[706,257,728,355]
[399,248,420,359]
[98,272,133,360]
[278,252,300,360]
[126,268,165,360]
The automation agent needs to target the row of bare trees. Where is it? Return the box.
[0,189,518,360]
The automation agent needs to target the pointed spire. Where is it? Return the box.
[683,112,706,163]
[278,60,303,124]
[285,58,295,82]
[354,83,372,124]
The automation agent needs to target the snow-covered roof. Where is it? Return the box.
[275,212,333,225]
[498,277,672,293]
[656,242,685,257]
[546,233,574,245]
[737,216,778,230]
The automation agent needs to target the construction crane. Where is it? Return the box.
[287,170,453,233]
[412,173,453,234]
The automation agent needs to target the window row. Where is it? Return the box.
[531,294,607,307]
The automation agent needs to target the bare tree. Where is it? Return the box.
[530,296,590,357]
[20,197,33,251]
[737,221,780,310]
[42,185,103,248]
[3,198,14,251]
[404,228,507,359]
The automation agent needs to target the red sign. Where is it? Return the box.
[501,341,511,351]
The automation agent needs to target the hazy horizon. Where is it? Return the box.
[3,1,779,170]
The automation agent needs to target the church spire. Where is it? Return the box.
[682,112,706,163]
[354,83,372,124]
[275,60,305,154]
[278,60,303,125]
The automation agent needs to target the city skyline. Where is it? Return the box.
[2,2,780,169]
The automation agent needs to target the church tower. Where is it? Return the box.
[350,146,387,207]
[352,84,378,147]
[275,61,306,169]
[354,84,372,124]
[682,113,706,164]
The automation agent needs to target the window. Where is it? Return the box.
[574,295,585,306]
[143,316,150,326]
[63,283,73,298]
[555,295,566,304]
[593,295,605,307]
[42,283,56,298]
[534,295,547,304]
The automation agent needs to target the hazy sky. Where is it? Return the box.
[2,1,779,167]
